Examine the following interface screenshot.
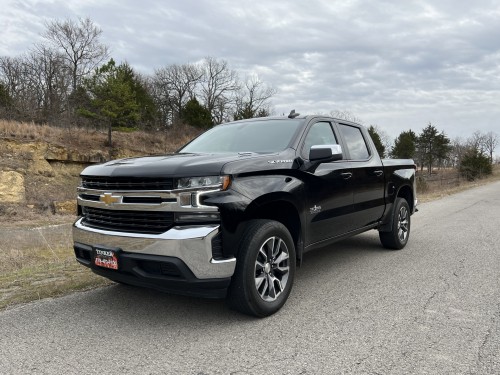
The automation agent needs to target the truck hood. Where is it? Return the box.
[81,152,287,178]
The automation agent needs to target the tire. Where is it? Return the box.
[379,197,411,250]
[227,220,296,317]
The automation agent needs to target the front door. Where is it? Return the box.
[301,121,355,246]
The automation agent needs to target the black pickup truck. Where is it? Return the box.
[73,113,417,317]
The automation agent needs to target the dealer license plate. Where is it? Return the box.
[93,247,119,270]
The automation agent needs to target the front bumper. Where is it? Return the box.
[73,219,236,298]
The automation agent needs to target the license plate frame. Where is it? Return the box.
[93,246,120,270]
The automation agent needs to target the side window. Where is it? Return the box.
[303,122,337,157]
[339,124,370,160]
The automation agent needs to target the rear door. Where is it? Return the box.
[337,123,385,229]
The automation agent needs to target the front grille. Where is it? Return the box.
[81,207,174,234]
[82,176,174,191]
[78,194,176,205]
[79,194,100,201]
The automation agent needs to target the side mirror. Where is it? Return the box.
[309,144,343,162]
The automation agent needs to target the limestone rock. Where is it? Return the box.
[0,171,26,203]
[28,159,55,177]
[45,144,68,161]
[54,200,77,215]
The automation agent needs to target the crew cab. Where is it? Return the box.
[73,113,417,317]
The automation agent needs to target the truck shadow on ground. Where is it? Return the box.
[72,230,394,325]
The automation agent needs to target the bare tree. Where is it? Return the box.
[0,56,22,119]
[0,55,38,121]
[0,48,71,124]
[450,137,468,168]
[199,57,239,124]
[153,63,202,125]
[42,17,109,91]
[233,75,276,120]
[148,77,172,128]
[329,110,364,124]
[26,45,71,123]
[468,131,487,155]
[483,131,499,163]
[0,57,22,98]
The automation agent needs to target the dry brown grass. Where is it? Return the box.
[0,224,110,310]
[0,119,202,157]
[417,165,500,202]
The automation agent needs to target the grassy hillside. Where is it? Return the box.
[0,120,202,157]
[0,120,202,226]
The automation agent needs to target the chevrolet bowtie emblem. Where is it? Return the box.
[99,193,122,205]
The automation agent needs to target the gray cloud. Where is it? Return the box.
[1,0,499,147]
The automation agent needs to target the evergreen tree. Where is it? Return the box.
[78,59,140,147]
[368,125,385,157]
[182,98,212,129]
[416,123,451,174]
[434,131,452,169]
[460,148,492,180]
[118,63,157,129]
[392,130,417,159]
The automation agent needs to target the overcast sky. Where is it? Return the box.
[1,0,500,148]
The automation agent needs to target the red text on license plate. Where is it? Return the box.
[94,249,118,270]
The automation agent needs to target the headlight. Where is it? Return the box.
[177,175,231,190]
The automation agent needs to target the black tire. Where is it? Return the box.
[227,219,296,317]
[379,197,411,250]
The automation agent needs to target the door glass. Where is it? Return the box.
[303,122,337,157]
[339,124,370,160]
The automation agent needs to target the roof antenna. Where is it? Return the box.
[288,109,300,119]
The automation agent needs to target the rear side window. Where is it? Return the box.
[339,124,370,160]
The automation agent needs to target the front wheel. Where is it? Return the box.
[379,197,411,250]
[227,220,296,317]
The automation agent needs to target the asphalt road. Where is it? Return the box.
[1,181,500,375]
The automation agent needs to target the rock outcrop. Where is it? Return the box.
[0,138,106,215]
[0,171,26,203]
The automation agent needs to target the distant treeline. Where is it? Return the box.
[0,17,276,143]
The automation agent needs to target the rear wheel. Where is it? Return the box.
[227,220,296,317]
[379,197,410,250]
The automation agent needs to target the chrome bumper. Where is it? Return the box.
[73,219,236,279]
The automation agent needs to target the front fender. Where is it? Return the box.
[202,175,306,258]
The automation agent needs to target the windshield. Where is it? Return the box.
[179,119,303,154]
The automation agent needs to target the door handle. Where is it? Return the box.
[341,172,353,180]
[373,170,384,177]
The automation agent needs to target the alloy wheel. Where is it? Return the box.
[254,236,290,302]
[397,206,409,242]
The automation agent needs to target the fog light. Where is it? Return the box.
[174,212,220,223]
